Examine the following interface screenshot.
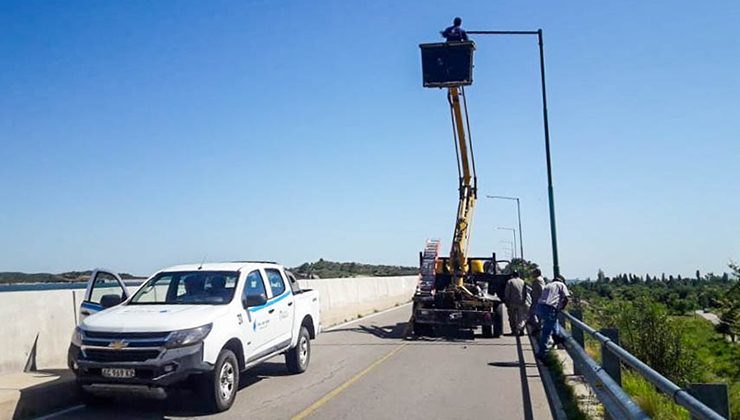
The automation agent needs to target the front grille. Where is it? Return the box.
[83,349,161,363]
[84,331,169,339]
[82,330,170,348]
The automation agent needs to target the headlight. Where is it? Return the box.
[71,327,83,347]
[165,324,212,348]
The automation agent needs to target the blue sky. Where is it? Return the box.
[1,1,738,278]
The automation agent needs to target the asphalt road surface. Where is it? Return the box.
[49,304,554,420]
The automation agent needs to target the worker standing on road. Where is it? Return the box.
[535,275,571,360]
[441,17,469,42]
[504,271,529,336]
[527,269,546,335]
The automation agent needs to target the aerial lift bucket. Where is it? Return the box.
[419,41,475,88]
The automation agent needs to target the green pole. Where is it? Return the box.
[537,29,560,278]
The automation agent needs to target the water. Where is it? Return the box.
[0,280,145,293]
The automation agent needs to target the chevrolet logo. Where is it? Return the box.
[108,340,129,350]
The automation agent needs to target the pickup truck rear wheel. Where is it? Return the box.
[286,326,311,374]
[201,349,239,412]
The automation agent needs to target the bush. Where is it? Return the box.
[596,298,699,385]
[623,371,688,420]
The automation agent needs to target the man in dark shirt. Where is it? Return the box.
[441,17,468,42]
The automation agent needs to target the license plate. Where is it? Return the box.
[101,368,135,379]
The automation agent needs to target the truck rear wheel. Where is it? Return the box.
[286,326,311,374]
[481,325,493,338]
[201,349,239,412]
[413,322,434,337]
[493,304,504,338]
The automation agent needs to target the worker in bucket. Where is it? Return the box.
[535,274,571,360]
[504,271,529,336]
[441,17,469,42]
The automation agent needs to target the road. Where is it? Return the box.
[695,310,721,326]
[49,304,554,420]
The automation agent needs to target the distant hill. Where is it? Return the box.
[0,271,141,285]
[290,259,417,279]
[0,260,417,284]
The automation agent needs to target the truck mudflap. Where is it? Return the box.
[414,307,495,327]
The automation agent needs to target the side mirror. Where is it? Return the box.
[100,294,123,309]
[244,293,267,308]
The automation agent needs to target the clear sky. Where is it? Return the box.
[1,1,738,278]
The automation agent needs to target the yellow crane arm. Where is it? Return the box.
[447,86,477,287]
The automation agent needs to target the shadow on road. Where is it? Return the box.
[515,334,535,420]
[325,321,520,346]
[12,369,79,420]
[484,335,538,420]
[52,362,298,419]
[325,322,409,339]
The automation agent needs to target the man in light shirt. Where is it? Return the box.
[504,271,529,336]
[535,274,571,360]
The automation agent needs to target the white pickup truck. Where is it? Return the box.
[68,262,320,412]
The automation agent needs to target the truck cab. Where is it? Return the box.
[68,262,320,412]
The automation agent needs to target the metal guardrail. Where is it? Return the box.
[559,310,726,420]
[556,326,648,419]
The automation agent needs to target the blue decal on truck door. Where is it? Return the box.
[247,291,291,313]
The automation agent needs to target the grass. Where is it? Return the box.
[544,352,589,420]
[623,370,688,419]
[574,309,738,419]
[677,316,739,419]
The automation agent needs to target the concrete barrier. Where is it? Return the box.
[0,276,417,376]
[298,276,417,327]
[0,290,80,375]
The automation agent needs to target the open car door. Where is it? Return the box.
[79,269,129,323]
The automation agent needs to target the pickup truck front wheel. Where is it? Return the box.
[286,326,311,374]
[201,349,239,412]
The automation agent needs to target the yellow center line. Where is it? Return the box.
[291,343,409,420]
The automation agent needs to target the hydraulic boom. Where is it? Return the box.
[413,38,509,338]
[447,86,477,287]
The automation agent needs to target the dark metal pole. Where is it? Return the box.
[515,198,524,259]
[537,29,560,278]
[472,29,560,278]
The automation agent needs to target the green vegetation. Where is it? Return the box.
[623,371,688,420]
[717,261,740,342]
[545,352,589,420]
[505,258,540,279]
[570,263,740,419]
[596,298,699,384]
[577,269,734,316]
[291,258,417,279]
[0,271,140,284]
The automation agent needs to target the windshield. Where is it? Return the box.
[129,271,239,305]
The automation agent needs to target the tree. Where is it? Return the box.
[717,261,740,342]
[598,298,698,385]
[505,258,540,280]
[597,269,606,283]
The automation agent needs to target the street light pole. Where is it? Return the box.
[497,227,517,259]
[470,28,561,278]
[499,240,514,260]
[488,195,524,260]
